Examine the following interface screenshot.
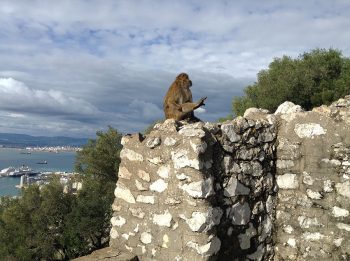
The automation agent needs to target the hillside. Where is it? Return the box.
[0,133,88,147]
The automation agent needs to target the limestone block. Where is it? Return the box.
[152,211,172,227]
[294,123,326,138]
[140,232,152,244]
[178,125,206,138]
[179,177,214,199]
[224,177,250,197]
[335,181,350,198]
[306,189,323,199]
[186,236,221,256]
[111,215,126,227]
[164,137,177,146]
[137,170,150,182]
[145,136,161,148]
[221,123,241,142]
[120,148,144,162]
[171,149,202,170]
[114,183,136,204]
[150,179,168,193]
[157,165,170,179]
[136,195,155,204]
[336,223,350,231]
[275,101,303,114]
[228,202,251,225]
[276,173,299,189]
[181,207,223,232]
[332,206,349,218]
[118,166,132,179]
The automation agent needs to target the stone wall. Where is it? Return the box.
[110,116,277,260]
[274,97,350,260]
[109,95,350,261]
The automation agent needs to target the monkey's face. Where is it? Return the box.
[176,73,192,89]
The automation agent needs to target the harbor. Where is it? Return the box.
[0,148,76,196]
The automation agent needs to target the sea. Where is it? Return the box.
[0,148,76,197]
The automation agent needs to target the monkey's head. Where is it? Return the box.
[175,73,192,89]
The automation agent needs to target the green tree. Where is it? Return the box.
[233,48,350,116]
[75,126,122,183]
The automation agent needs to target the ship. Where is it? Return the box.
[0,165,39,177]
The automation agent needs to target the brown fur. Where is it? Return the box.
[163,73,206,121]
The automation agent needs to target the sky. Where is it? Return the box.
[0,0,350,138]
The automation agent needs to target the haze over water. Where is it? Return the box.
[0,148,76,196]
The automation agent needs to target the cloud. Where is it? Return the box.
[0,0,349,137]
[0,78,97,117]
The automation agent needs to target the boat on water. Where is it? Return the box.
[36,160,48,164]
[19,151,31,154]
[0,165,39,177]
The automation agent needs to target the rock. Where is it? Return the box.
[135,180,148,191]
[171,149,202,170]
[157,165,170,179]
[181,207,223,232]
[118,166,132,180]
[120,148,144,162]
[332,206,349,218]
[129,207,145,219]
[164,137,177,146]
[179,177,215,199]
[224,177,250,197]
[238,223,257,249]
[178,126,206,138]
[276,173,299,189]
[111,215,126,227]
[306,189,323,199]
[228,202,251,225]
[150,179,168,193]
[114,183,136,204]
[244,108,269,118]
[152,211,173,227]
[294,123,326,138]
[323,180,333,192]
[275,101,303,114]
[136,195,155,204]
[302,171,314,185]
[221,123,241,142]
[190,140,207,154]
[335,181,350,198]
[145,136,161,148]
[276,159,294,169]
[140,232,152,244]
[186,236,221,256]
[137,170,150,182]
[336,223,350,231]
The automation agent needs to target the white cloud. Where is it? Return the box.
[0,0,349,136]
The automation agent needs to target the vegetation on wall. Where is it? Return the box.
[233,48,350,116]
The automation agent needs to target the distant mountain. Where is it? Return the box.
[0,133,88,148]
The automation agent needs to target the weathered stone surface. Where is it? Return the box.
[179,177,214,198]
[120,148,144,161]
[171,149,202,170]
[149,179,168,193]
[107,96,350,261]
[276,173,299,189]
[181,207,223,232]
[275,101,303,114]
[186,236,221,256]
[228,202,251,225]
[152,211,172,227]
[114,183,136,204]
[224,177,250,197]
[221,123,241,142]
[145,136,161,148]
[335,181,350,198]
[294,123,326,138]
[118,166,132,180]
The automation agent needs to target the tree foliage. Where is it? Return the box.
[0,127,122,260]
[233,48,350,116]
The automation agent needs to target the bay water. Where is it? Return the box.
[0,148,76,196]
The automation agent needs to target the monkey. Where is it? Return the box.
[163,73,207,121]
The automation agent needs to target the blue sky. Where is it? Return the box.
[0,0,349,137]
